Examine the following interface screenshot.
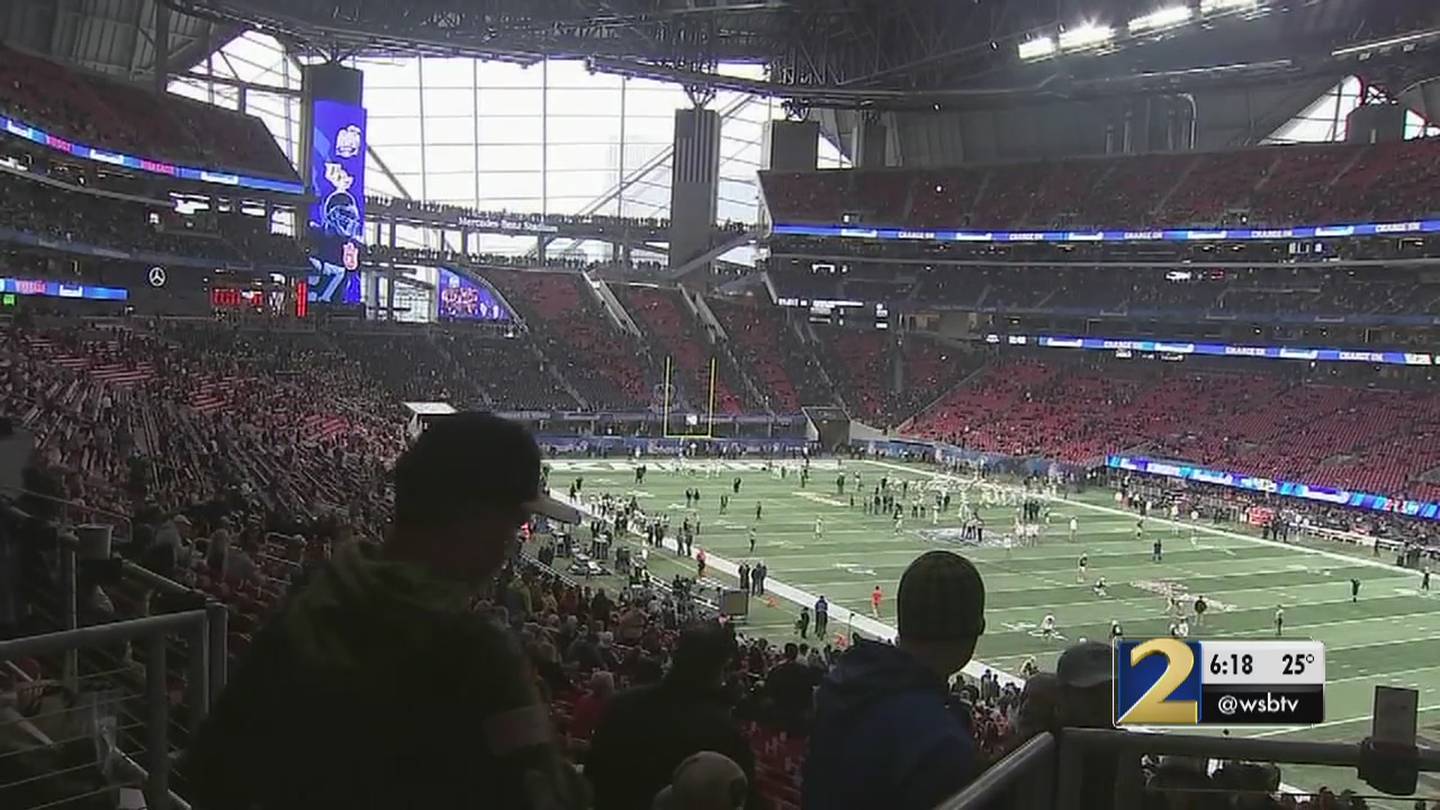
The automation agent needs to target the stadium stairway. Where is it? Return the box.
[591,277,645,337]
[425,332,496,410]
[685,291,773,414]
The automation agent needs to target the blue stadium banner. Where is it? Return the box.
[0,113,304,195]
[0,277,128,302]
[986,332,1435,368]
[1108,455,1440,522]
[772,219,1440,245]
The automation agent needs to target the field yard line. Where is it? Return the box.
[799,560,1415,600]
[859,459,1427,580]
[1254,704,1440,738]
[772,552,1314,578]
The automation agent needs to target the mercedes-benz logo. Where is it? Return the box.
[147,267,167,288]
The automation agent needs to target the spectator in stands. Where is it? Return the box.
[183,413,586,810]
[568,669,615,744]
[585,620,758,810]
[1056,641,1121,810]
[1014,672,1061,740]
[803,550,987,810]
[763,641,823,732]
[652,751,750,810]
[1056,640,1115,728]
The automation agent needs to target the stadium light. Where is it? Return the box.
[1018,37,1058,61]
[1200,0,1257,14]
[1059,24,1114,52]
[1128,6,1194,34]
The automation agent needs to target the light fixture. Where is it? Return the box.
[1128,6,1194,34]
[1018,36,1057,60]
[1058,24,1114,51]
[1200,0,1257,14]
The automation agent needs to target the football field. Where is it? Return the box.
[550,456,1440,802]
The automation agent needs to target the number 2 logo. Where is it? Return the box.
[1119,638,1199,725]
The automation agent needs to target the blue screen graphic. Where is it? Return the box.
[986,333,1435,368]
[1108,455,1440,522]
[771,219,1440,245]
[0,277,128,302]
[306,100,366,304]
[0,114,304,195]
[437,267,511,322]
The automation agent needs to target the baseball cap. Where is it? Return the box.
[394,412,580,527]
[896,550,986,642]
[1056,641,1114,689]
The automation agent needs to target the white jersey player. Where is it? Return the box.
[1040,613,1058,639]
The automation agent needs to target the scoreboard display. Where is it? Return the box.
[1115,639,1325,726]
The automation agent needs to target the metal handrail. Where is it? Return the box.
[0,610,211,810]
[1062,727,1440,766]
[1055,727,1440,810]
[0,610,206,660]
[934,732,1057,810]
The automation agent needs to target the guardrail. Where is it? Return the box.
[0,611,211,810]
[937,724,1440,810]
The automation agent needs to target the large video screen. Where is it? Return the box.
[437,267,511,322]
[306,99,367,304]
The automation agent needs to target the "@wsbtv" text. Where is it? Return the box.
[1200,685,1325,725]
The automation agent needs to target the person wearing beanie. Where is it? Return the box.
[802,550,987,810]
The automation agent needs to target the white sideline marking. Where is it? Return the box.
[558,492,1025,688]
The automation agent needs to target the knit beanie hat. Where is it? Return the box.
[897,550,987,642]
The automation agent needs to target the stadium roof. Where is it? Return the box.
[4,0,230,84]
[150,0,1440,108]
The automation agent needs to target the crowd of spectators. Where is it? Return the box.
[766,262,1440,322]
[761,136,1440,231]
[609,284,755,415]
[0,167,305,266]
[369,244,667,276]
[908,354,1440,503]
[707,298,839,413]
[482,269,657,410]
[808,327,983,429]
[3,314,1425,810]
[367,195,675,232]
[0,44,295,179]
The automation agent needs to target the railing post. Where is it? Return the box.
[145,632,171,810]
[1055,732,1084,810]
[60,543,78,691]
[1020,738,1056,810]
[185,615,210,731]
[206,600,229,698]
[1112,737,1145,810]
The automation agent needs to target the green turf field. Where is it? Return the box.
[549,456,1440,804]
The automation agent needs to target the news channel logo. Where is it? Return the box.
[1114,639,1326,727]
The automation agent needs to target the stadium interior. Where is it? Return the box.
[5,0,1440,807]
